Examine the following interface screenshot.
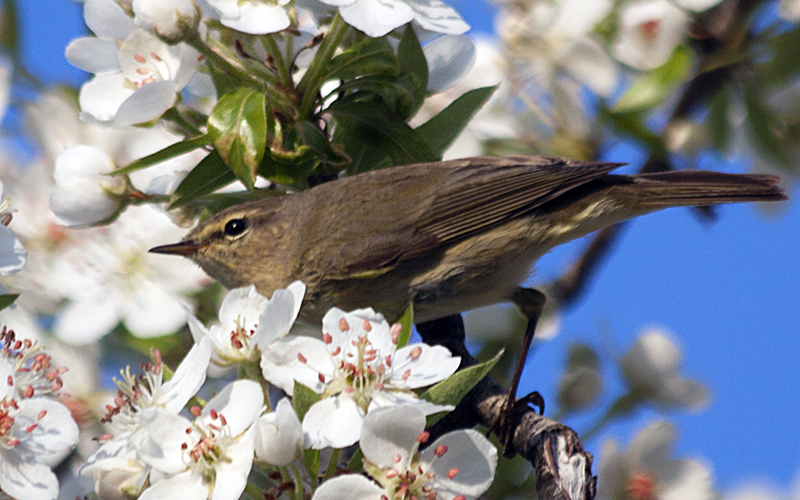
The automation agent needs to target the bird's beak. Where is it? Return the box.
[149,240,200,257]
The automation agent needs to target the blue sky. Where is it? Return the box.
[10,0,800,493]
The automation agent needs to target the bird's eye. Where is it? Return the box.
[224,218,247,237]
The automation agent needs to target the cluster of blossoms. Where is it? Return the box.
[77,283,497,500]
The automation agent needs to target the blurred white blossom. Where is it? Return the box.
[50,205,208,344]
[614,0,690,70]
[0,182,28,280]
[620,328,710,411]
[780,0,800,20]
[598,421,714,500]
[312,405,497,500]
[499,0,619,98]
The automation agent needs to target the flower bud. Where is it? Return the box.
[50,146,127,227]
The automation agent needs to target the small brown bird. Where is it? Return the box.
[151,155,786,325]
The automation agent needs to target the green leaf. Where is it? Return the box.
[346,449,364,473]
[0,0,19,58]
[395,26,428,116]
[601,107,668,159]
[416,85,498,157]
[112,134,212,175]
[743,86,789,165]
[168,150,236,209]
[419,350,503,425]
[292,381,321,423]
[324,36,395,81]
[763,26,800,85]
[208,88,268,190]
[206,62,240,98]
[395,303,414,349]
[330,75,418,114]
[0,294,19,312]
[287,121,338,164]
[707,87,731,152]
[303,449,321,489]
[614,45,693,113]
[330,101,437,173]
[258,145,318,188]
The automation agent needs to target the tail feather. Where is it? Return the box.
[621,170,787,207]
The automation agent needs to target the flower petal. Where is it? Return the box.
[65,37,121,74]
[221,2,291,34]
[159,337,211,413]
[113,80,179,127]
[302,395,363,449]
[204,380,264,435]
[423,429,497,498]
[255,398,303,466]
[0,449,59,500]
[261,336,332,395]
[139,470,208,500]
[359,405,425,469]
[311,474,385,500]
[339,0,415,38]
[255,283,305,347]
[425,34,476,92]
[391,344,459,389]
[405,0,470,35]
[0,225,27,276]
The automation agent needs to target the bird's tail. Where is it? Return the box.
[620,170,787,207]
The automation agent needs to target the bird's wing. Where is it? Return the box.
[322,156,623,276]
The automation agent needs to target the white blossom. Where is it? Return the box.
[205,0,291,34]
[620,328,709,411]
[81,340,210,498]
[135,380,264,500]
[597,421,714,500]
[66,0,200,126]
[254,398,303,466]
[315,0,469,38]
[0,342,79,500]
[132,0,202,43]
[780,0,800,21]
[49,146,127,228]
[261,307,460,449]
[613,0,690,70]
[498,0,619,97]
[187,282,305,366]
[312,405,497,500]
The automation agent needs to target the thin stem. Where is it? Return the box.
[163,107,204,137]
[185,32,264,88]
[297,12,349,118]
[322,447,341,482]
[262,34,292,88]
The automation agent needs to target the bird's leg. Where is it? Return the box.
[490,287,546,457]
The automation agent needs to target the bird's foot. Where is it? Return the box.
[489,390,546,457]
